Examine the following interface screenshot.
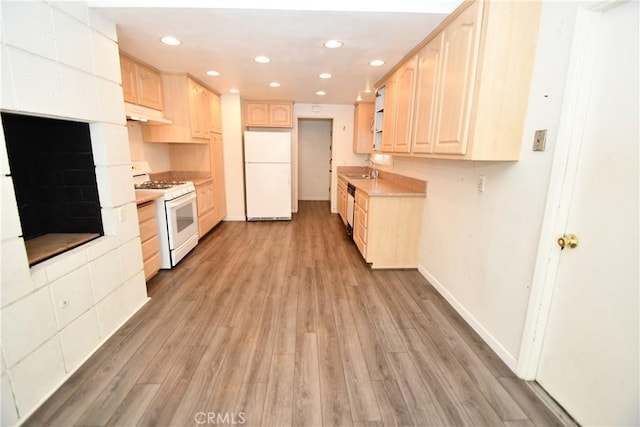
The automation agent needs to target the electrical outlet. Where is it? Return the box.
[533,129,547,151]
[477,175,485,192]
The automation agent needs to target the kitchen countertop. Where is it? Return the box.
[337,166,426,197]
[135,192,163,205]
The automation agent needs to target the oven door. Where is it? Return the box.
[165,192,198,251]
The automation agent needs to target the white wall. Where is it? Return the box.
[293,104,367,213]
[127,122,171,173]
[298,118,332,201]
[0,3,149,425]
[220,94,245,220]
[373,1,579,369]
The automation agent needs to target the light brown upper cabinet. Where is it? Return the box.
[433,1,481,155]
[381,0,541,161]
[412,33,443,154]
[209,92,222,134]
[380,76,396,152]
[188,78,210,140]
[120,53,163,110]
[245,102,293,128]
[353,102,374,153]
[142,74,218,144]
[392,56,417,153]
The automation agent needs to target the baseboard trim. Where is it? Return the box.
[417,263,518,372]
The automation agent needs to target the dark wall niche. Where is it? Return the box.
[2,112,103,262]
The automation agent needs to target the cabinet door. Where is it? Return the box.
[188,79,210,139]
[353,103,374,153]
[135,63,163,110]
[269,103,292,127]
[434,1,481,155]
[246,103,269,126]
[211,133,227,222]
[381,77,397,152]
[210,92,222,134]
[412,33,443,154]
[393,56,417,153]
[120,54,137,104]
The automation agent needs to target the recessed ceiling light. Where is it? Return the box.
[364,88,372,94]
[356,95,363,102]
[254,56,271,63]
[206,70,220,76]
[319,73,332,79]
[324,40,343,49]
[160,36,181,46]
[269,82,281,88]
[369,59,385,67]
[229,89,240,94]
[316,90,326,96]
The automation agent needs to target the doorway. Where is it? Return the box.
[297,118,332,202]
[519,1,639,425]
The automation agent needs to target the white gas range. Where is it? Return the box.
[132,161,198,269]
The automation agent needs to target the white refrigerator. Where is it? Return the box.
[244,131,292,220]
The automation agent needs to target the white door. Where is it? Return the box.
[536,2,639,425]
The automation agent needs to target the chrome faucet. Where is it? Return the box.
[364,158,379,179]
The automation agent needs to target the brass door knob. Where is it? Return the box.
[557,234,579,250]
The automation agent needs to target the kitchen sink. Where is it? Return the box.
[345,174,373,179]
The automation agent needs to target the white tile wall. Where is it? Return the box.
[90,123,133,167]
[95,286,127,337]
[88,9,118,41]
[0,46,18,111]
[7,47,65,117]
[1,373,18,426]
[52,8,92,73]
[118,237,144,283]
[85,236,118,262]
[1,177,22,241]
[51,2,88,24]
[9,336,66,416]
[95,165,136,208]
[0,2,150,422]
[95,77,126,125]
[1,238,33,308]
[1,287,57,367]
[58,308,100,372]
[49,266,94,330]
[59,64,99,121]
[123,271,149,316]
[89,249,121,303]
[2,2,56,60]
[44,246,88,283]
[90,30,121,83]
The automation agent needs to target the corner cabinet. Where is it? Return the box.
[353,102,374,153]
[245,102,293,128]
[142,74,217,144]
[120,53,163,111]
[379,0,541,161]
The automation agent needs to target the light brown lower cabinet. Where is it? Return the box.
[196,180,216,238]
[137,201,161,280]
[353,190,424,269]
[338,177,348,224]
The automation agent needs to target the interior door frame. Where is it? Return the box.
[292,116,335,213]
[516,0,623,379]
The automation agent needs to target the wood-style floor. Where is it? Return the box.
[25,201,566,427]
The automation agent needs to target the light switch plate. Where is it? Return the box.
[533,129,547,151]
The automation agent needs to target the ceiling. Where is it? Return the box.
[93,1,463,104]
